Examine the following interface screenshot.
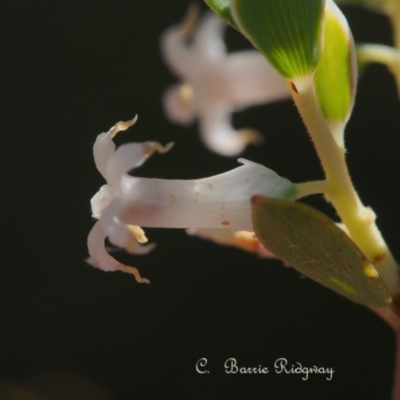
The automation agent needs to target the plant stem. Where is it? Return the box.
[289,76,399,295]
[389,1,400,98]
[295,180,328,198]
[357,44,400,72]
[385,5,400,397]
[357,42,400,97]
[360,6,400,398]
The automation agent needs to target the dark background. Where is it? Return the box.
[1,1,400,399]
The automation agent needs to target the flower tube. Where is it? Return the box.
[88,119,296,282]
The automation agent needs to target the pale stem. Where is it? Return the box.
[355,43,400,126]
[357,44,400,73]
[389,1,400,98]
[352,6,400,398]
[386,5,400,398]
[295,180,329,198]
[289,76,399,295]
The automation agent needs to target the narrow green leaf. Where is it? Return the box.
[231,0,324,79]
[204,0,239,30]
[314,2,356,123]
[252,196,392,308]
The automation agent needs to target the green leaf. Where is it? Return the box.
[204,0,239,30]
[252,196,392,308]
[231,0,324,79]
[314,2,356,123]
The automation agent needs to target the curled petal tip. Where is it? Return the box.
[238,128,264,146]
[143,141,174,158]
[109,116,138,139]
[118,264,150,284]
[87,221,150,284]
[86,257,149,284]
[178,4,200,37]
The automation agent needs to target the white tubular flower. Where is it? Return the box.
[88,119,296,282]
[88,118,170,283]
[161,10,290,156]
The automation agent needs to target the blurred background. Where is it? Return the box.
[1,1,400,399]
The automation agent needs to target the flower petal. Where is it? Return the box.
[191,12,227,61]
[91,184,113,219]
[160,7,199,77]
[87,221,151,283]
[221,51,290,108]
[93,118,137,179]
[106,140,173,194]
[198,105,263,156]
[161,12,290,156]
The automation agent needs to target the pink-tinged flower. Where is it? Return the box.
[160,11,290,156]
[87,119,296,282]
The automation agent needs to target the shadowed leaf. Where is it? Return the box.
[252,196,392,308]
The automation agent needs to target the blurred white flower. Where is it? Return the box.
[161,10,290,156]
[87,119,296,282]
